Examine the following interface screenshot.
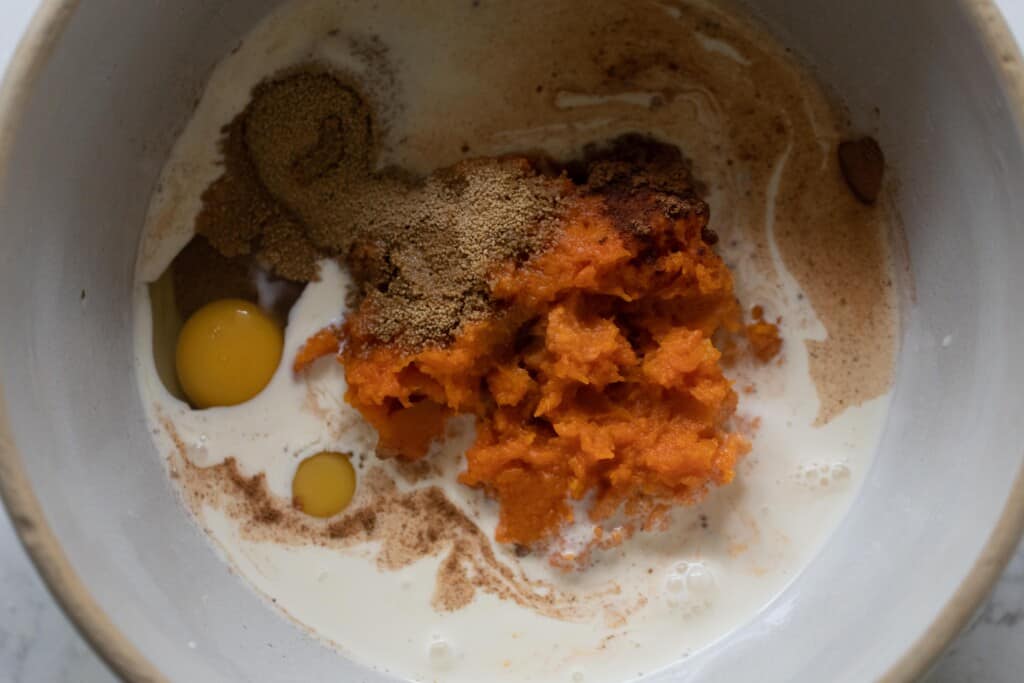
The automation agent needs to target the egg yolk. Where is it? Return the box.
[175,299,283,409]
[292,451,357,517]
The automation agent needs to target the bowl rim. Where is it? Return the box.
[0,1,1022,681]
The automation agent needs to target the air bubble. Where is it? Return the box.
[665,573,686,595]
[188,434,210,463]
[428,636,455,670]
[663,561,716,614]
[571,670,586,683]
[794,461,851,490]
[686,564,715,595]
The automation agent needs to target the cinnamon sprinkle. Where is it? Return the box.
[161,408,622,619]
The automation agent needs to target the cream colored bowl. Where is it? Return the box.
[2,1,1024,681]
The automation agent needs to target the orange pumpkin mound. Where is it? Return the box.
[297,183,754,548]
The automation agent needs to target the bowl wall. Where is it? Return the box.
[1,1,1023,681]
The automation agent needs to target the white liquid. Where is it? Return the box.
[134,1,897,681]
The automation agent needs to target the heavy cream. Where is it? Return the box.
[133,1,899,681]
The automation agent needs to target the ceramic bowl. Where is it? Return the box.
[1,1,1023,681]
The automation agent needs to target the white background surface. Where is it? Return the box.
[1,1,1023,681]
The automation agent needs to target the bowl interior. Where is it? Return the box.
[1,1,1023,681]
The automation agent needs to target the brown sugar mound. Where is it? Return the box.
[196,67,567,349]
[838,137,884,205]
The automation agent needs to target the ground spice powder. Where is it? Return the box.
[194,68,569,348]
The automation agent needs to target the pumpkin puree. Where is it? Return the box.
[296,184,759,547]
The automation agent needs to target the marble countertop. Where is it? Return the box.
[2,1,1024,681]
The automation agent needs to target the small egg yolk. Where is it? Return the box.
[292,451,357,518]
[175,299,283,409]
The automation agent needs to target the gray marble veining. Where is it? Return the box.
[926,544,1024,682]
[0,511,117,683]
